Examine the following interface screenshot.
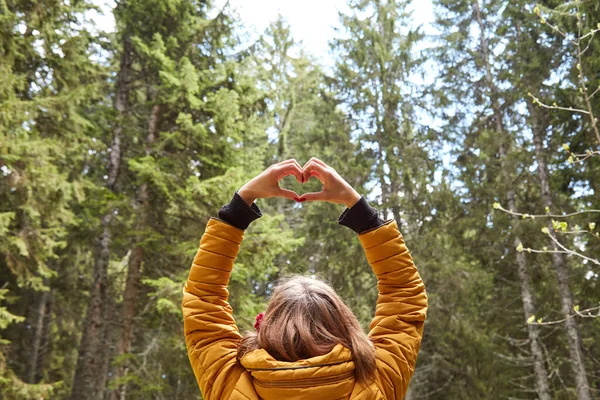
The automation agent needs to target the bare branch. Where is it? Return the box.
[493,203,600,218]
[559,230,600,241]
[529,304,600,326]
[543,233,600,265]
[579,27,600,41]
[527,93,589,115]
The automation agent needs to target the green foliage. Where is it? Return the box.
[0,289,24,333]
[0,0,599,399]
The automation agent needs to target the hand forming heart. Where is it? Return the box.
[238,158,361,209]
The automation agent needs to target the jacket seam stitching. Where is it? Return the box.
[246,359,353,371]
[210,217,246,236]
[204,225,243,244]
[368,249,411,267]
[232,388,251,400]
[198,246,236,260]
[361,234,401,251]
[188,262,233,276]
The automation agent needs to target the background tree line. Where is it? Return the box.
[0,0,598,399]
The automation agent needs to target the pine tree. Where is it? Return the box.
[333,0,433,228]
[432,0,554,397]
[504,2,599,397]
[0,0,106,397]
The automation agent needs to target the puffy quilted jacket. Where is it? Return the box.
[182,218,427,399]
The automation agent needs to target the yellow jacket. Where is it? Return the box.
[182,218,427,399]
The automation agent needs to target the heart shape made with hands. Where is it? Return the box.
[238,158,360,208]
[279,168,322,201]
[249,158,361,208]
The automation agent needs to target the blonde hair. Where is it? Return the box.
[237,276,376,384]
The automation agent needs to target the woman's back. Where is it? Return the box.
[238,344,383,399]
[181,159,427,399]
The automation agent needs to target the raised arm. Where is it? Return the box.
[359,220,427,399]
[299,158,428,399]
[182,217,246,399]
[182,160,303,399]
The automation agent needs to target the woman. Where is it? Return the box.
[182,158,427,399]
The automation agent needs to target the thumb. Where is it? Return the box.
[275,187,300,201]
[298,191,328,202]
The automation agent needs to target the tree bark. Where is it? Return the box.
[508,190,552,400]
[26,289,51,384]
[109,103,160,400]
[376,5,402,224]
[471,2,552,398]
[36,289,52,383]
[70,33,132,400]
[529,103,591,400]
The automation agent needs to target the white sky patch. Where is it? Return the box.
[91,0,435,65]
[216,0,434,67]
[90,0,116,33]
[216,0,349,66]
[92,0,436,59]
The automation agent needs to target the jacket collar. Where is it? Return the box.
[240,344,353,372]
[240,344,357,399]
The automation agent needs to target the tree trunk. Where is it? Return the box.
[376,147,389,219]
[36,289,52,383]
[376,7,401,225]
[27,289,51,384]
[529,103,591,400]
[471,2,552,398]
[70,34,132,400]
[404,384,415,400]
[109,103,160,400]
[70,219,113,400]
[98,292,116,399]
[509,191,552,400]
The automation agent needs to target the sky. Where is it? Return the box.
[216,0,436,67]
[93,0,436,68]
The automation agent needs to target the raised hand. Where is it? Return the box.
[298,158,361,208]
[238,159,303,206]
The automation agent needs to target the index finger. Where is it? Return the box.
[302,160,328,184]
[302,157,328,169]
[277,159,302,169]
[273,163,303,183]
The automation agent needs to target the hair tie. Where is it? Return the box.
[254,312,264,331]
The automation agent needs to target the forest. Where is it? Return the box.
[1,0,599,399]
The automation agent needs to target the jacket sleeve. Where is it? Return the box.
[359,220,428,400]
[182,218,247,399]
